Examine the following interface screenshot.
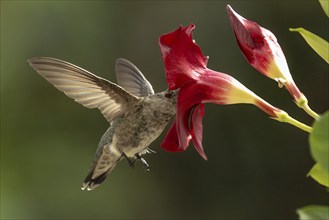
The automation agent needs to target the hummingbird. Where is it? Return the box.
[28,57,177,191]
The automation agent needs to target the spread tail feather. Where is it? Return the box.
[81,162,117,191]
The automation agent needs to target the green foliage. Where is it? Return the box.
[303,96,329,220]
[289,28,329,64]
[308,111,329,187]
[308,163,329,187]
[310,111,329,172]
[295,2,329,219]
[297,205,329,220]
[319,0,329,17]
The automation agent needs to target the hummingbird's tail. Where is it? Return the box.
[81,156,122,191]
[81,165,115,191]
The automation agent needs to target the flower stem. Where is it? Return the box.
[295,95,319,120]
[301,103,319,120]
[254,98,312,133]
[275,111,312,133]
[285,83,319,120]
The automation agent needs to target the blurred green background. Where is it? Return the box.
[1,1,328,219]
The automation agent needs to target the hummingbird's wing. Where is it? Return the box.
[115,58,154,97]
[28,57,138,123]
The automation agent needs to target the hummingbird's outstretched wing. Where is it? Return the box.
[28,57,139,123]
[115,58,154,97]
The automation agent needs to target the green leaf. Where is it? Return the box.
[290,27,329,64]
[308,163,329,187]
[310,111,329,171]
[297,205,329,220]
[319,0,329,17]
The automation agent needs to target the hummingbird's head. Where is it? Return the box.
[162,89,179,108]
[148,89,178,116]
[164,89,179,100]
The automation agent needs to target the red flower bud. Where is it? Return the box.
[227,5,304,102]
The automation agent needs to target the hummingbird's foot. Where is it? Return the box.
[122,152,135,169]
[135,154,150,171]
[146,148,156,154]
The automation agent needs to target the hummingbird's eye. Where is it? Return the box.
[165,93,172,98]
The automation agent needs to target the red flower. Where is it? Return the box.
[226,5,304,104]
[159,24,283,160]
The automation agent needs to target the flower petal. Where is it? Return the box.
[159,24,208,90]
[175,80,209,151]
[173,69,266,158]
[161,121,187,153]
[190,104,208,160]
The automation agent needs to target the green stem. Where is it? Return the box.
[285,82,319,120]
[276,111,312,133]
[301,103,319,120]
[254,97,313,133]
[296,95,319,120]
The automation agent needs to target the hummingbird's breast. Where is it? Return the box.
[114,95,176,158]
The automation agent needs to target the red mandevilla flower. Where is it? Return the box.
[159,24,283,160]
